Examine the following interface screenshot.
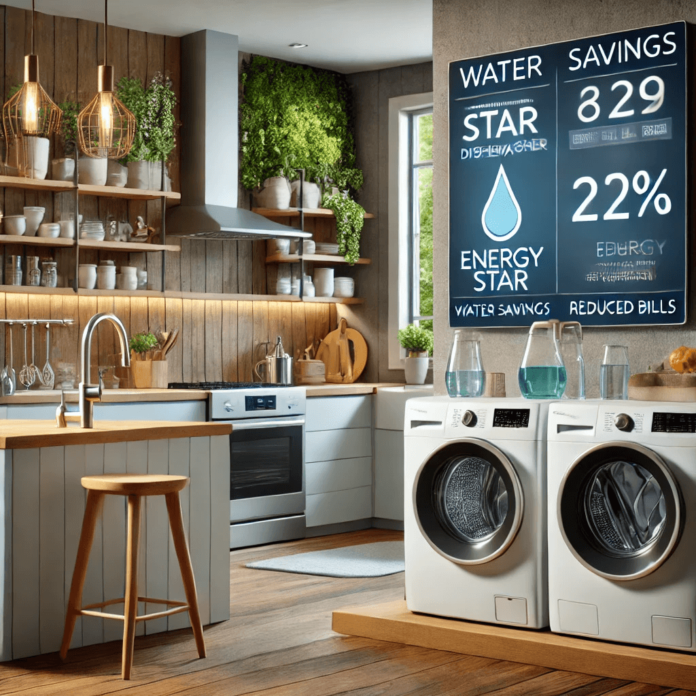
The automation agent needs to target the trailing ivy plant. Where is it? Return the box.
[322,191,365,265]
[240,56,361,196]
[116,73,177,163]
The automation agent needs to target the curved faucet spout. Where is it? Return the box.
[80,313,130,387]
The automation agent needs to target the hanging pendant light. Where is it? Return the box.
[2,0,62,176]
[77,0,135,159]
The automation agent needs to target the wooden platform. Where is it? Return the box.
[333,599,696,691]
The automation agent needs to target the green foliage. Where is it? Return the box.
[7,84,21,99]
[58,100,80,146]
[321,191,364,264]
[129,332,158,354]
[398,323,434,356]
[240,56,361,194]
[116,73,177,163]
[417,114,433,334]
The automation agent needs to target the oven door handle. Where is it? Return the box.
[228,416,306,431]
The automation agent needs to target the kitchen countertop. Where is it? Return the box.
[0,420,232,449]
[304,383,404,397]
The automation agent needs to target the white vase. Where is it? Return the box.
[290,180,321,209]
[106,160,128,187]
[120,266,138,291]
[23,206,45,236]
[404,355,429,385]
[22,136,50,179]
[313,267,334,297]
[254,177,291,209]
[78,264,97,289]
[78,156,108,185]
[52,157,75,182]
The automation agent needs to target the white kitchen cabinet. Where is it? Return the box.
[304,395,373,529]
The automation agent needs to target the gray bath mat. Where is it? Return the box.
[246,541,405,578]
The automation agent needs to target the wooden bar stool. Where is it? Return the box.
[60,474,206,680]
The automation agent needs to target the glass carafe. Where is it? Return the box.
[446,331,485,397]
[559,321,585,399]
[518,320,567,399]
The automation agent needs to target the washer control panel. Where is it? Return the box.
[614,413,634,432]
[652,412,696,433]
[461,410,477,427]
[493,408,530,428]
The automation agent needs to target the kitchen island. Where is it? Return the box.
[0,420,231,661]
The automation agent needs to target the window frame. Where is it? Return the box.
[388,91,434,370]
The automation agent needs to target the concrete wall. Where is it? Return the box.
[348,63,434,383]
[432,0,695,397]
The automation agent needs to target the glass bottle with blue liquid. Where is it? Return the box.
[518,320,567,399]
[446,331,485,397]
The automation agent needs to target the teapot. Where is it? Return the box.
[254,336,293,385]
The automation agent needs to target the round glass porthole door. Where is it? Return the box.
[558,443,682,581]
[413,440,524,565]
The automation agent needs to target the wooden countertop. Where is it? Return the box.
[0,420,231,449]
[305,383,404,397]
[0,388,209,405]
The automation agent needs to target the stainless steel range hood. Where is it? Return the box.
[166,30,310,241]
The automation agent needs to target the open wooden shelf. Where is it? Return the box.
[302,296,364,305]
[0,234,74,247]
[0,285,75,295]
[78,239,180,252]
[266,253,371,265]
[253,207,374,219]
[0,175,181,201]
[78,288,168,298]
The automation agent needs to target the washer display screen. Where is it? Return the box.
[583,460,666,558]
[434,456,509,543]
[493,409,530,428]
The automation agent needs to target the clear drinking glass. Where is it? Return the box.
[559,322,585,400]
[600,345,629,400]
[445,330,485,397]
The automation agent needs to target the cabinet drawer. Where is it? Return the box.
[305,428,372,463]
[306,487,372,527]
[306,457,372,495]
[374,430,405,521]
[306,396,372,432]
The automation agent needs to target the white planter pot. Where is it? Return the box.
[126,161,171,191]
[290,180,321,209]
[52,157,75,182]
[23,137,50,179]
[106,160,128,187]
[404,356,429,385]
[254,177,291,209]
[78,156,108,185]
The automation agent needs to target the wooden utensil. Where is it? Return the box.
[316,318,367,384]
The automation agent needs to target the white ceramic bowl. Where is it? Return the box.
[23,206,45,236]
[38,222,61,238]
[4,215,26,235]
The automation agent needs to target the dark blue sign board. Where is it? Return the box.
[449,23,687,327]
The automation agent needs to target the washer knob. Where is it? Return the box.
[224,402,233,413]
[614,413,634,432]
[462,410,477,427]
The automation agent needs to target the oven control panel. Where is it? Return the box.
[245,395,277,411]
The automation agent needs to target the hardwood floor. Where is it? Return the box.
[0,529,692,695]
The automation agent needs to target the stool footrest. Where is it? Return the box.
[79,596,190,623]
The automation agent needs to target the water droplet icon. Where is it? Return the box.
[481,165,522,242]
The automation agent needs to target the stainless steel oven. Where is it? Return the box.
[185,382,307,549]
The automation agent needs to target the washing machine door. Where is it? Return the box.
[413,439,524,565]
[558,442,682,581]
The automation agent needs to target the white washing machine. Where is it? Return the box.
[404,397,549,628]
[548,401,696,651]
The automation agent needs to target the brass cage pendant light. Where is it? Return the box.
[2,0,62,176]
[77,0,135,159]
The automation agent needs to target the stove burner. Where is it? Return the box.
[168,382,291,390]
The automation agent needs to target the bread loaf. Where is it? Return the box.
[669,346,696,374]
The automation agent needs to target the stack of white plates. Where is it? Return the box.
[276,278,292,295]
[333,276,355,298]
[315,242,339,255]
[80,220,105,241]
[290,239,316,255]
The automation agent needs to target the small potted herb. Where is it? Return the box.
[398,324,433,385]
[52,99,80,181]
[129,332,164,388]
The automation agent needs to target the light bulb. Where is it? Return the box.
[98,92,114,149]
[21,82,39,133]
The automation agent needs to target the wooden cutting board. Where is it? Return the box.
[628,372,696,402]
[316,318,368,384]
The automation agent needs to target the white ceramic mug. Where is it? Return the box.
[58,219,75,239]
[78,264,97,289]
[120,266,138,291]
[97,265,116,290]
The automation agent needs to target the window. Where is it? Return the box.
[388,92,434,369]
[410,109,433,333]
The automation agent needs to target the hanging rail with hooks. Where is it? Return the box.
[0,319,74,326]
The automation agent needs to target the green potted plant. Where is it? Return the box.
[52,99,80,181]
[129,331,166,388]
[398,323,433,385]
[117,73,177,190]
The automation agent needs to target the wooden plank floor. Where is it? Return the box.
[0,529,692,695]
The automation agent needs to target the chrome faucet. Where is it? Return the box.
[56,313,130,429]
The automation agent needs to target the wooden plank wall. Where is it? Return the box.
[0,7,340,381]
